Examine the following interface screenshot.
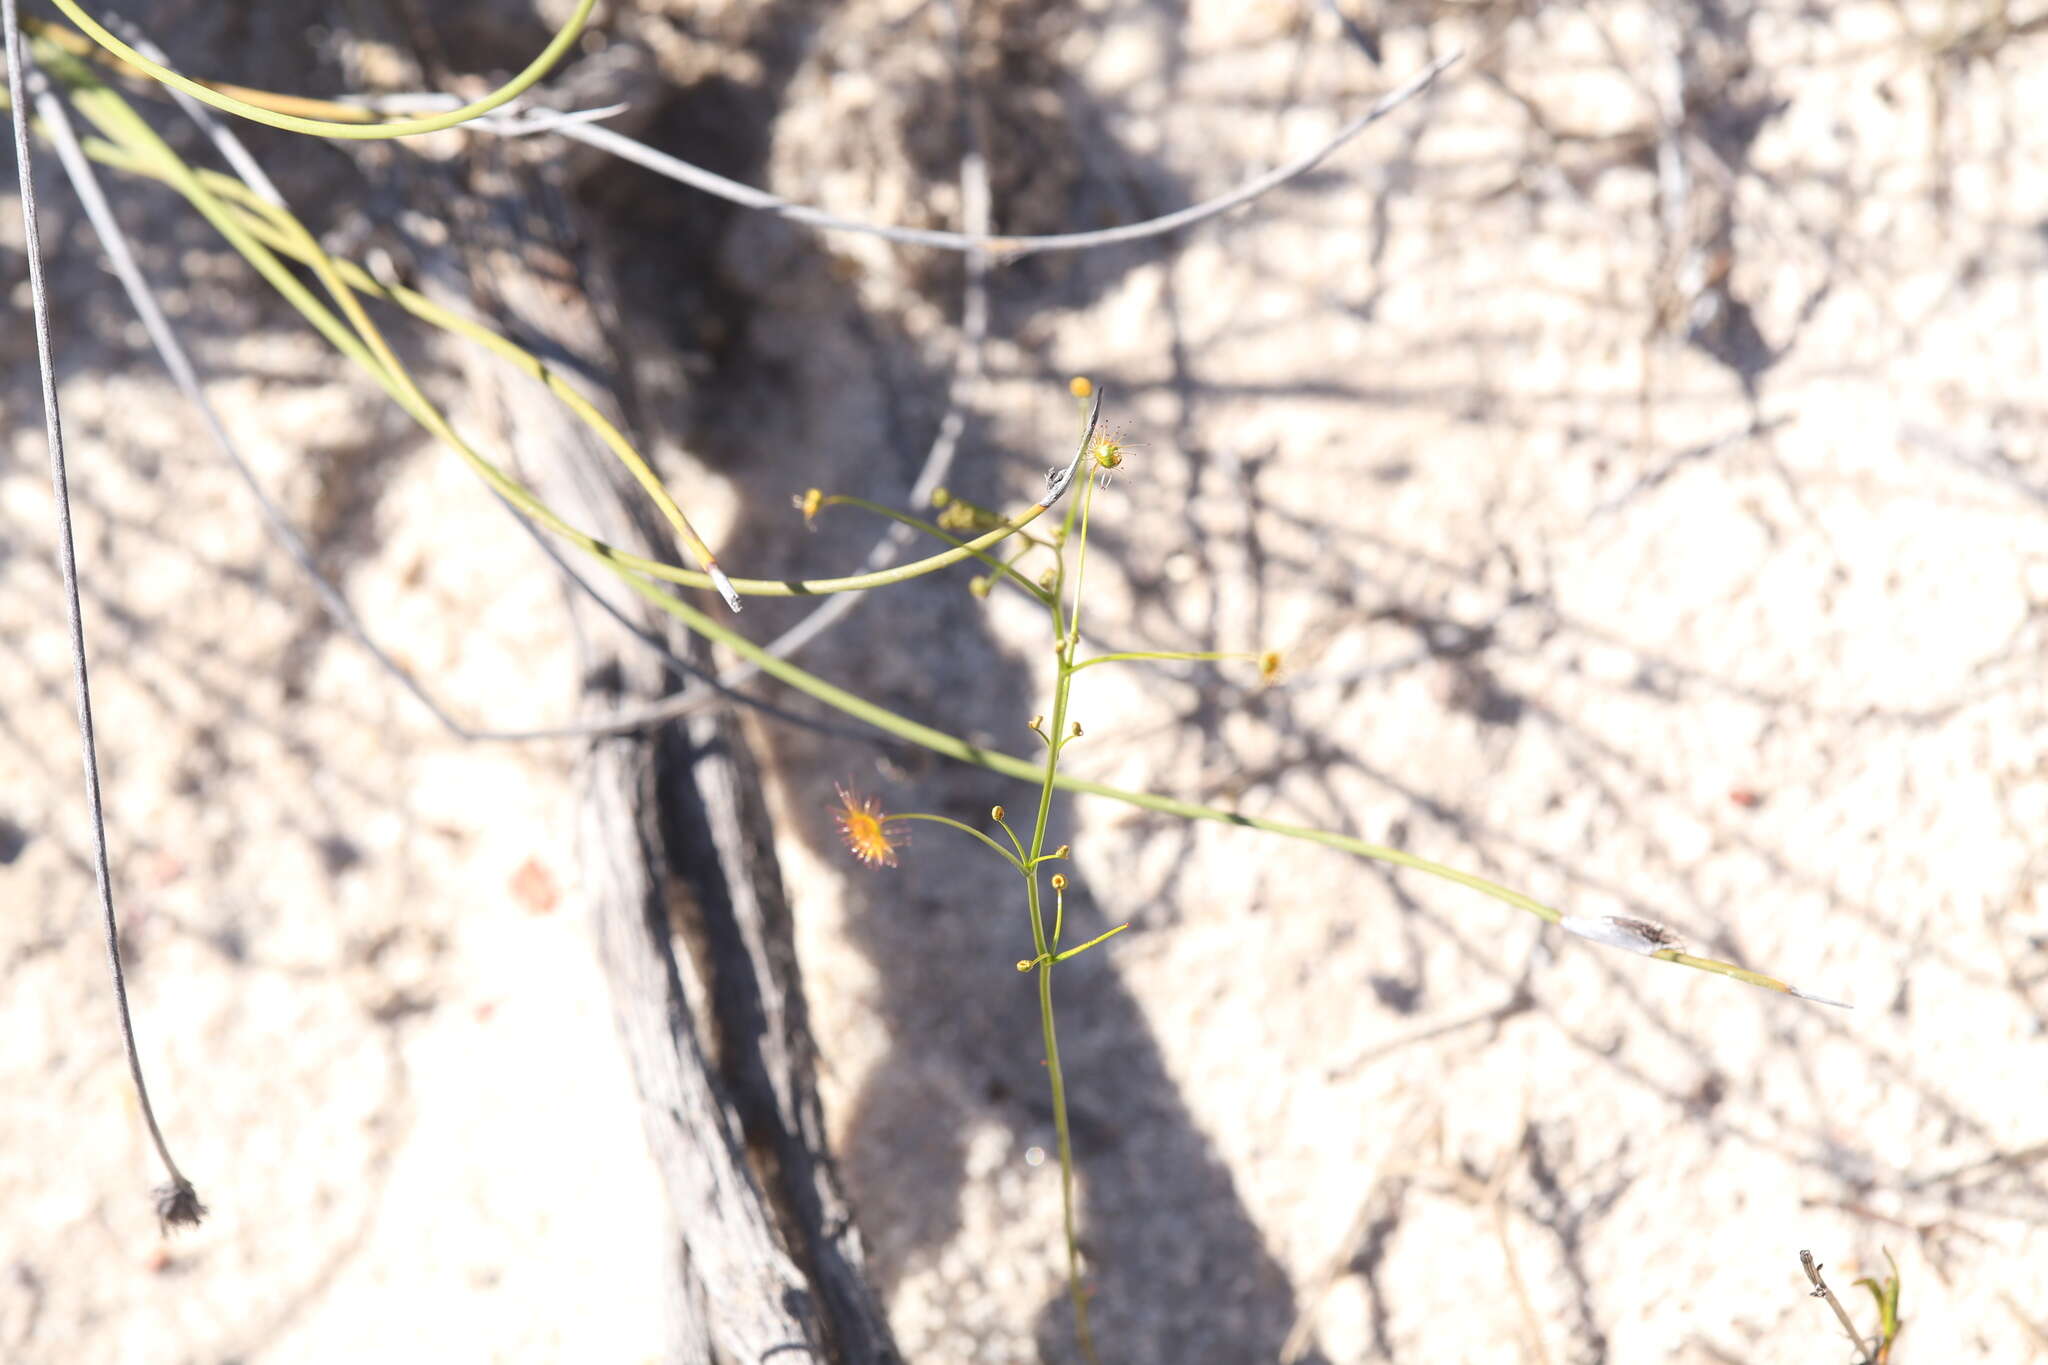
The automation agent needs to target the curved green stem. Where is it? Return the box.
[1064,474,1099,646]
[1070,649,1259,673]
[48,0,596,139]
[992,814,1029,866]
[821,496,1055,605]
[1052,923,1129,964]
[46,74,1069,601]
[892,813,1024,875]
[75,126,739,579]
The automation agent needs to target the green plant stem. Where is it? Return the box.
[992,815,1029,866]
[1070,649,1258,673]
[1064,474,1098,646]
[47,0,597,139]
[820,496,1054,605]
[224,192,734,595]
[84,122,744,575]
[1022,465,1101,1362]
[1036,950,1094,1360]
[1053,923,1129,963]
[38,76,1064,601]
[1028,473,1099,891]
[891,814,1023,875]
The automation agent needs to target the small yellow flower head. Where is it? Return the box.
[795,488,824,527]
[1069,376,1094,398]
[930,487,952,508]
[1017,958,1036,972]
[1258,650,1284,684]
[831,784,904,868]
[1053,844,1070,859]
[991,805,1006,822]
[1050,873,1069,891]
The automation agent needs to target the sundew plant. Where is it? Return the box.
[820,382,1203,1358]
[5,3,1848,1355]
[809,380,1844,1355]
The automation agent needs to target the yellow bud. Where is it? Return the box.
[1038,568,1058,591]
[1258,650,1284,684]
[796,488,823,525]
[969,575,992,599]
[991,805,1006,822]
[930,487,951,507]
[1017,959,1035,972]
[1053,844,1070,859]
[1069,376,1093,398]
[1028,714,1044,731]
[1050,873,1068,891]
[1069,722,1083,738]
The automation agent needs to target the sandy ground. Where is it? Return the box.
[5,1,2048,1362]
